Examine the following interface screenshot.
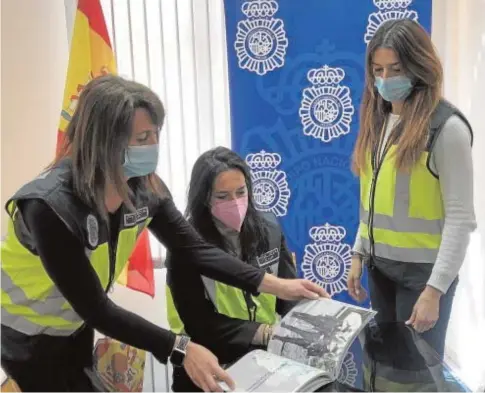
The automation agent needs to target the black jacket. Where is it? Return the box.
[166,212,298,392]
[1,159,265,367]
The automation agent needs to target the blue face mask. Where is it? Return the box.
[123,144,159,179]
[374,75,413,102]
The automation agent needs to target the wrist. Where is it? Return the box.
[252,325,266,345]
[262,324,271,346]
[264,325,274,346]
[424,285,443,299]
[351,254,362,263]
[170,334,191,367]
[351,250,364,258]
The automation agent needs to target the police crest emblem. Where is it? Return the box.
[245,150,291,217]
[364,0,419,44]
[234,0,288,76]
[299,65,355,143]
[301,223,352,296]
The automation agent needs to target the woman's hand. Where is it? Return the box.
[406,286,441,333]
[347,255,368,303]
[258,274,330,300]
[183,341,235,392]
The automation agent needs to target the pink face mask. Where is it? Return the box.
[211,196,249,232]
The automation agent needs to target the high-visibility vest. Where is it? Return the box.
[358,100,473,263]
[166,213,282,334]
[1,159,159,336]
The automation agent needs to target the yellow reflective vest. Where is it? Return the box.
[166,213,282,334]
[1,159,156,336]
[358,100,473,263]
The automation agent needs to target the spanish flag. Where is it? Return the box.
[58,0,155,297]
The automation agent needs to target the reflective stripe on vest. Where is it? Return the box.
[1,267,82,335]
[200,259,278,324]
[166,261,279,334]
[359,146,444,263]
[1,217,150,336]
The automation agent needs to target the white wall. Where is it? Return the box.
[0,0,68,237]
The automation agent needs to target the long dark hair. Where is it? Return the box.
[352,19,443,173]
[53,75,166,220]
[186,146,269,261]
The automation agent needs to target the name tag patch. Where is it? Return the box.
[124,207,149,227]
[256,248,279,269]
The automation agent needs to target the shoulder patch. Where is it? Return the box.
[257,248,280,269]
[86,214,99,248]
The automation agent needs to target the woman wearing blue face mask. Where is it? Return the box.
[347,19,476,360]
[0,75,326,392]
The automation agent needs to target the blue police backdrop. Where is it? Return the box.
[224,0,432,386]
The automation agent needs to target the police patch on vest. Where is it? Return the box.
[86,214,99,247]
[123,207,149,227]
[256,248,279,269]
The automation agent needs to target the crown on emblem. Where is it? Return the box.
[246,150,281,170]
[307,65,345,86]
[309,223,346,243]
[242,0,278,18]
[373,0,412,10]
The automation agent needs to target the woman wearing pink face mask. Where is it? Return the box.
[165,147,330,392]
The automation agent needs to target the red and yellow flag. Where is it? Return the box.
[58,0,155,297]
[57,0,115,148]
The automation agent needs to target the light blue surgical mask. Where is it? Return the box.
[123,144,159,179]
[374,75,413,102]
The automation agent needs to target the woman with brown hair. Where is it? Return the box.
[347,19,476,359]
[0,75,325,392]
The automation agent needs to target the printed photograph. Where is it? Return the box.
[268,299,375,376]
